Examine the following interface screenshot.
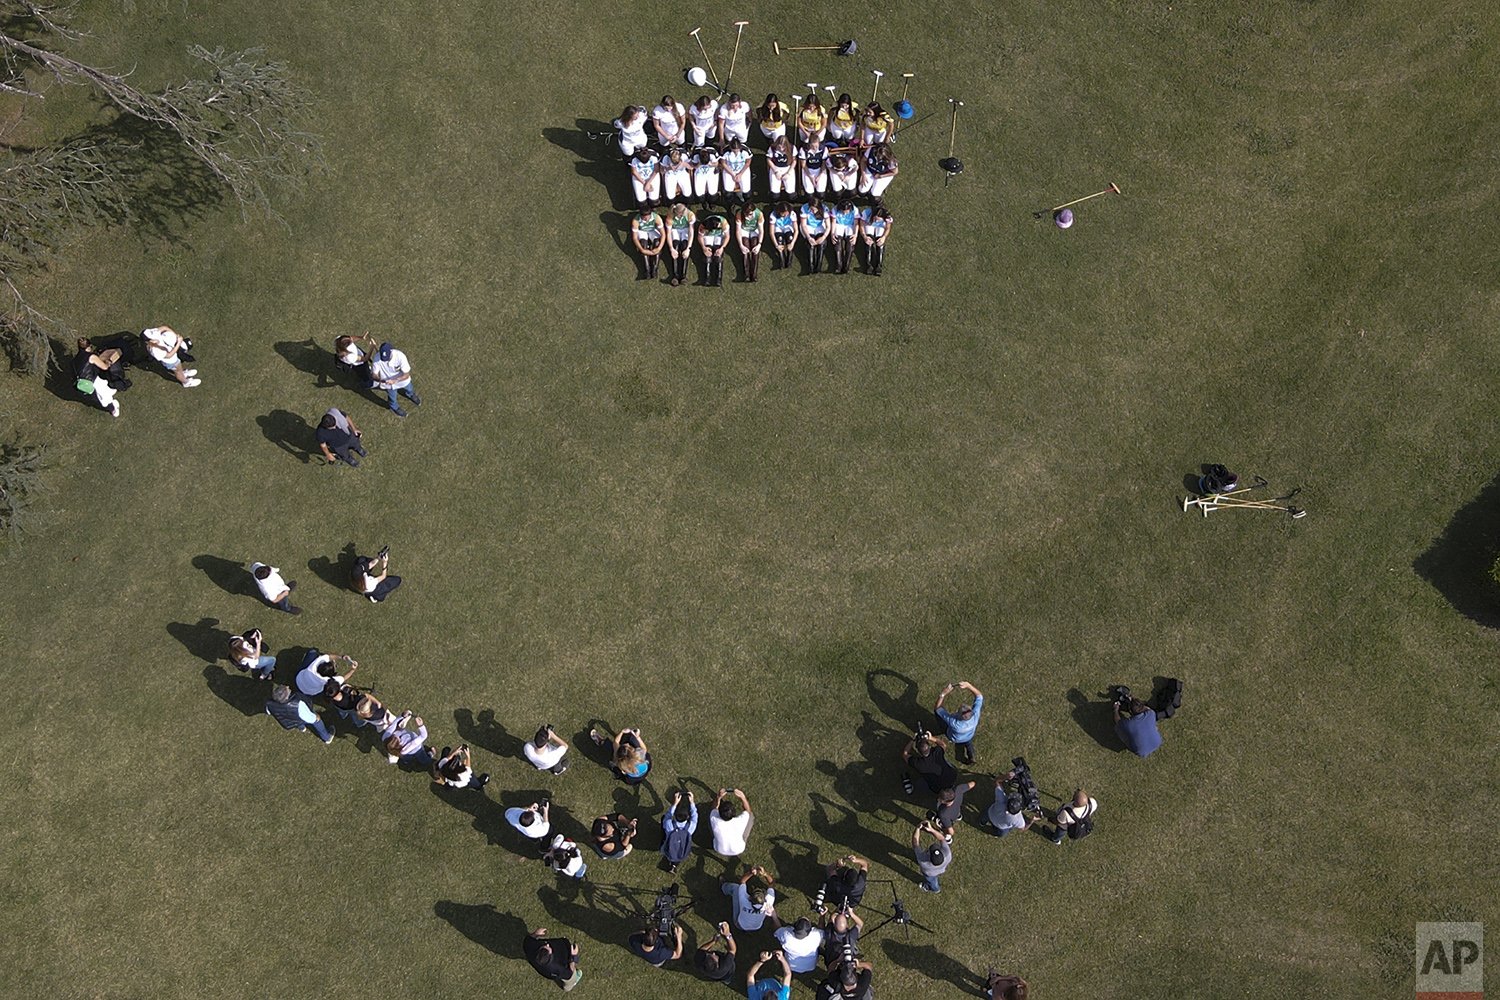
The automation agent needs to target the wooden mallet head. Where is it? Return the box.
[773,39,781,55]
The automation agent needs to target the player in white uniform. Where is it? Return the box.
[828,149,859,194]
[858,203,893,276]
[798,138,830,196]
[661,146,692,203]
[613,105,649,157]
[651,96,687,147]
[688,95,720,148]
[766,136,796,197]
[859,143,898,199]
[628,146,661,206]
[720,138,753,202]
[718,93,752,145]
[691,145,721,208]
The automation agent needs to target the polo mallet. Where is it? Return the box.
[894,72,915,127]
[871,69,885,103]
[1032,182,1121,220]
[939,99,964,184]
[689,27,721,89]
[774,39,857,56]
[726,20,750,89]
[1191,497,1307,519]
[824,84,838,103]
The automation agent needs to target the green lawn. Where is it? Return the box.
[2,1,1497,997]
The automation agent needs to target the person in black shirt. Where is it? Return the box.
[821,906,864,968]
[902,733,958,795]
[524,927,581,991]
[693,921,738,982]
[628,923,684,967]
[931,779,978,840]
[315,409,366,468]
[819,854,869,909]
[818,957,874,1000]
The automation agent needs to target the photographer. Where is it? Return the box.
[660,790,698,874]
[627,923,684,968]
[987,970,1030,999]
[505,800,552,843]
[902,730,958,796]
[983,770,1039,838]
[931,779,979,840]
[378,710,432,766]
[934,680,985,764]
[774,916,825,974]
[590,812,638,860]
[817,957,875,1000]
[294,649,355,700]
[693,921,737,983]
[594,725,651,784]
[227,628,276,680]
[747,950,792,1000]
[543,833,587,880]
[709,787,754,858]
[430,745,490,790]
[352,546,402,604]
[821,904,864,968]
[1113,691,1163,758]
[818,854,869,910]
[524,927,581,991]
[912,817,952,893]
[1046,788,1099,845]
[523,724,570,775]
[721,864,777,933]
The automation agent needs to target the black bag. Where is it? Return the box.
[662,823,693,864]
[1067,805,1093,840]
[1154,678,1184,719]
[1200,464,1238,494]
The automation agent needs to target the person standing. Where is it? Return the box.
[1047,789,1099,845]
[746,950,792,1000]
[264,684,333,744]
[368,341,420,417]
[660,790,698,873]
[524,927,582,992]
[902,731,957,795]
[688,94,721,148]
[665,203,696,288]
[506,800,553,842]
[333,333,376,380]
[912,817,952,893]
[769,202,799,270]
[141,325,201,388]
[249,561,301,615]
[735,203,764,283]
[630,207,665,281]
[628,144,662,207]
[799,198,830,274]
[294,649,355,699]
[352,545,402,603]
[755,93,790,144]
[523,724,571,774]
[858,203,893,276]
[315,410,366,468]
[650,95,687,147]
[721,865,777,933]
[227,627,276,680]
[935,680,985,764]
[379,711,432,766]
[931,779,979,840]
[697,212,730,287]
[983,773,1039,838]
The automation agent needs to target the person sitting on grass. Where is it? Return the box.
[746,950,792,1000]
[523,724,571,774]
[431,744,490,790]
[819,854,870,909]
[721,864,777,933]
[693,921,737,983]
[591,813,638,859]
[352,545,402,603]
[543,833,588,880]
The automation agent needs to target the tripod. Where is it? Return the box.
[858,879,933,941]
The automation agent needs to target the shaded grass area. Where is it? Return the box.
[1,1,1498,997]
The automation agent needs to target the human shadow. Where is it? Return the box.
[256,409,314,464]
[866,669,925,732]
[432,900,528,959]
[767,834,821,898]
[202,663,266,717]
[1413,470,1500,628]
[808,791,917,882]
[308,542,358,592]
[428,782,508,847]
[542,119,634,210]
[1067,688,1119,751]
[167,617,232,664]
[880,941,988,995]
[536,882,702,982]
[600,210,639,271]
[274,338,338,389]
[815,711,924,824]
[612,778,664,819]
[456,708,527,762]
[192,553,249,597]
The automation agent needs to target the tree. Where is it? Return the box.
[0,439,44,540]
[1,0,322,374]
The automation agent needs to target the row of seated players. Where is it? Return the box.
[627,138,898,208]
[613,94,902,155]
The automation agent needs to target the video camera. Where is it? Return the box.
[649,883,693,936]
[1004,757,1042,813]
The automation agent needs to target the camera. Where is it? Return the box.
[1108,684,1132,708]
[377,544,390,560]
[913,720,932,742]
[650,883,692,936]
[1005,757,1042,813]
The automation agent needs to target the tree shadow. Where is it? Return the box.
[274,338,337,389]
[455,708,526,761]
[865,669,924,731]
[192,553,248,597]
[432,901,528,959]
[71,114,224,244]
[1413,471,1500,628]
[542,119,633,210]
[599,210,638,269]
[1067,688,1120,752]
[167,617,232,664]
[308,542,358,592]
[202,663,266,717]
[256,409,314,464]
[879,940,987,995]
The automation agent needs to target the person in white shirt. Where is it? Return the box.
[524,724,571,774]
[691,146,720,209]
[688,95,720,147]
[352,545,402,603]
[1048,788,1099,845]
[721,865,777,932]
[660,147,692,203]
[543,833,588,880]
[613,104,649,157]
[709,788,754,857]
[506,801,552,841]
[332,333,375,381]
[379,711,431,765]
[294,649,355,699]
[650,96,686,146]
[628,145,662,206]
[249,561,301,614]
[773,917,824,974]
[431,744,490,791]
[141,325,200,387]
[368,341,420,416]
[717,93,751,144]
[719,138,752,201]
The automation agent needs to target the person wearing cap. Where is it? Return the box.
[264,684,333,744]
[505,800,552,841]
[141,324,201,388]
[717,93,752,145]
[935,680,985,764]
[227,628,276,680]
[524,927,582,991]
[693,921,737,983]
[332,332,376,380]
[315,407,366,467]
[747,950,792,1000]
[912,817,952,892]
[721,864,777,932]
[858,142,898,200]
[368,341,419,416]
[650,95,687,147]
[378,711,431,766]
[773,917,824,974]
[249,561,300,615]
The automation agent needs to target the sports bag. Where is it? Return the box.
[1067,804,1094,840]
[662,823,693,864]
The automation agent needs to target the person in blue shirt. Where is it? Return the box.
[769,202,800,270]
[799,197,830,274]
[746,949,792,1000]
[858,203,893,275]
[935,680,984,765]
[1114,697,1163,757]
[661,790,699,873]
[829,199,859,274]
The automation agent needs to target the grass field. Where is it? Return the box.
[2,1,1498,997]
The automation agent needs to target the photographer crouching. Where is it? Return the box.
[631,884,688,968]
[1110,684,1163,758]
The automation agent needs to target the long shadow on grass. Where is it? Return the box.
[598,210,641,273]
[428,783,509,846]
[308,542,358,592]
[880,940,987,995]
[202,663,265,716]
[543,119,634,210]
[866,669,925,731]
[1067,688,1120,752]
[256,409,314,463]
[168,617,232,663]
[537,881,704,983]
[432,901,528,958]
[767,833,821,899]
[808,791,918,883]
[273,338,338,389]
[455,708,526,762]
[1413,472,1500,628]
[192,553,249,596]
